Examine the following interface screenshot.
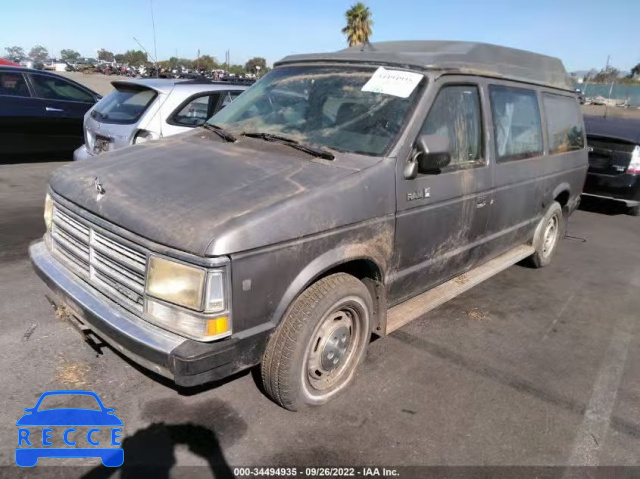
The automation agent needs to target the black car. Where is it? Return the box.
[0,66,101,158]
[583,115,640,216]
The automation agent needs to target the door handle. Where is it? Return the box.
[46,107,64,112]
[476,197,488,209]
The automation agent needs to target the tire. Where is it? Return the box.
[628,205,640,216]
[261,273,373,411]
[529,201,564,268]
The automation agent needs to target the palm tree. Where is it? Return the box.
[341,3,373,47]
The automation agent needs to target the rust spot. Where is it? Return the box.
[455,274,469,285]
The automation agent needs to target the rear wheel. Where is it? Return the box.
[261,273,372,411]
[628,205,640,216]
[529,201,564,268]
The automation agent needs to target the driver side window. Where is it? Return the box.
[419,85,483,168]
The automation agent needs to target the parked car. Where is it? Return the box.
[582,115,640,215]
[0,66,100,158]
[73,78,247,160]
[30,41,587,411]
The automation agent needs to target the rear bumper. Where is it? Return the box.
[73,144,93,161]
[29,241,269,387]
[582,171,640,206]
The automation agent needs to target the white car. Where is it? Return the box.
[73,78,247,160]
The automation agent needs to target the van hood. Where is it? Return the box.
[50,131,395,256]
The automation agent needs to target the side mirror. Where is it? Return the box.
[416,134,451,173]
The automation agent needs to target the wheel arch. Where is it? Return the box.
[270,246,387,335]
[551,183,571,211]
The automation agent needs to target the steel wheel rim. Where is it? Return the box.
[542,213,559,258]
[302,296,367,399]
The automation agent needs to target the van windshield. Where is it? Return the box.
[208,66,424,156]
[91,85,157,124]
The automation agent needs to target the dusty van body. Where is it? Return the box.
[30,41,588,410]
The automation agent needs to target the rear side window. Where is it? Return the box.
[172,94,219,127]
[30,74,94,102]
[543,93,584,154]
[0,72,30,97]
[419,85,483,168]
[91,86,157,124]
[490,85,543,162]
[218,90,243,111]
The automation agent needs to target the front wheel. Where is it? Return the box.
[529,201,564,268]
[261,273,373,411]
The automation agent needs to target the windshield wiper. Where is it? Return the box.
[242,132,334,160]
[202,124,237,142]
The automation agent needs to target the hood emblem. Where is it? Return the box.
[94,177,106,201]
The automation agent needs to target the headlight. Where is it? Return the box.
[146,256,205,310]
[145,256,230,341]
[44,193,53,232]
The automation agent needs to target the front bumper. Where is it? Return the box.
[73,144,93,161]
[29,241,268,387]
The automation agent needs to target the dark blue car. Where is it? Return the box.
[0,66,100,159]
[16,390,123,467]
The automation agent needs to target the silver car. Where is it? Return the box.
[73,78,247,160]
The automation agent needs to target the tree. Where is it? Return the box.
[122,49,148,66]
[29,45,49,63]
[4,46,25,62]
[244,57,267,74]
[197,55,218,70]
[60,49,81,62]
[228,64,245,75]
[592,67,620,84]
[583,68,598,82]
[114,53,125,63]
[97,49,115,62]
[341,2,373,47]
[631,63,640,79]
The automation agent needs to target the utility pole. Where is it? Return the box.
[149,0,158,77]
[197,49,200,71]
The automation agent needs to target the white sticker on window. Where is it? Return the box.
[361,67,423,98]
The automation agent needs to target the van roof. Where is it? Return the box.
[276,41,573,91]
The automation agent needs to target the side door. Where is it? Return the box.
[484,83,546,255]
[26,73,97,153]
[165,92,222,136]
[0,70,48,156]
[390,79,493,305]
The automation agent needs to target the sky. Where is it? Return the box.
[1,0,639,72]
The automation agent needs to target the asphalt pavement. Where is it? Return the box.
[0,159,639,477]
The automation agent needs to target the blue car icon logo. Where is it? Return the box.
[16,390,123,467]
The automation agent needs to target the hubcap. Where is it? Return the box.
[307,307,357,390]
[320,325,351,371]
[542,214,559,258]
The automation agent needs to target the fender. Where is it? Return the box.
[269,244,387,332]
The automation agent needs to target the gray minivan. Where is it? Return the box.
[31,41,588,411]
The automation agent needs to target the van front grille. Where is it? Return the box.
[51,203,147,313]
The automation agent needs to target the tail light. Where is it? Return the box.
[628,146,640,174]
